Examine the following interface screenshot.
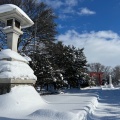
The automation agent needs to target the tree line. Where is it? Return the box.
[88,63,120,86]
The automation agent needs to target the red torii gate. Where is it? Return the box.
[89,72,104,85]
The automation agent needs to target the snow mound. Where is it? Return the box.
[0,49,28,63]
[0,86,46,118]
[0,60,36,80]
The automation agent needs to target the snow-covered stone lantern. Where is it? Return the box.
[0,4,36,94]
[0,4,34,52]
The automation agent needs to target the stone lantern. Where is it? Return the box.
[0,4,34,52]
[0,4,36,94]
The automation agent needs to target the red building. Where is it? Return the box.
[89,72,103,85]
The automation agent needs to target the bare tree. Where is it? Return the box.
[88,63,111,84]
[0,0,22,6]
[112,65,120,85]
[88,63,105,72]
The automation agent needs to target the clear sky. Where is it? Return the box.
[41,0,120,67]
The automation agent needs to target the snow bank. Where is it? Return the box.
[28,109,76,120]
[0,49,28,63]
[67,94,99,120]
[0,86,45,118]
[84,96,98,119]
[0,86,101,120]
[0,61,36,80]
[0,86,120,120]
[0,85,78,120]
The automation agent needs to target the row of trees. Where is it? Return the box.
[0,0,89,90]
[30,43,89,90]
[88,63,120,85]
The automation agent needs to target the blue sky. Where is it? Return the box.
[41,0,120,67]
[48,0,120,34]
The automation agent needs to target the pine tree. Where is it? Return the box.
[32,52,55,91]
[63,46,88,88]
[50,43,88,88]
[73,48,88,87]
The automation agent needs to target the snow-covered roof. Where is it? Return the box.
[0,4,34,28]
[0,49,28,63]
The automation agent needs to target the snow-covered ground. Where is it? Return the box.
[88,88,120,120]
[0,85,120,120]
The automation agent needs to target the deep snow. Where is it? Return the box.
[0,86,120,120]
[0,86,98,120]
[0,49,36,80]
[0,61,37,80]
[0,86,45,119]
[88,88,120,120]
[0,49,27,63]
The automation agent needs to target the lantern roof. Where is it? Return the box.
[0,4,34,28]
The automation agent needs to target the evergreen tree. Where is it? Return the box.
[50,42,88,88]
[74,48,89,87]
[32,52,55,91]
[65,47,88,88]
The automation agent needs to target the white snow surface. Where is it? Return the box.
[3,26,12,30]
[0,61,36,80]
[0,49,28,63]
[0,86,120,120]
[0,86,45,118]
[0,49,36,80]
[23,55,32,62]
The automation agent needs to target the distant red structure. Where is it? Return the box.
[89,72,103,85]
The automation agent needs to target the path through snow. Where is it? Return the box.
[88,88,120,120]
